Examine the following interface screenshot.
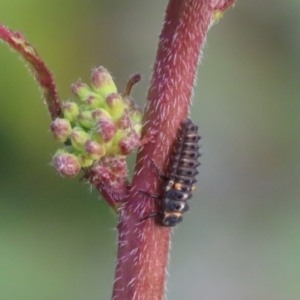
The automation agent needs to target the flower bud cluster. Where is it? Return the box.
[51,67,142,178]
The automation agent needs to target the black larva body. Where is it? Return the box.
[161,118,200,226]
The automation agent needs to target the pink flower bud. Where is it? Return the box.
[118,137,137,155]
[92,66,117,93]
[96,119,116,142]
[91,67,117,97]
[85,140,106,160]
[52,152,81,177]
[118,131,140,155]
[116,111,131,129]
[50,118,72,142]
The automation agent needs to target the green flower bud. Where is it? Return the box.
[77,111,94,129]
[51,118,72,142]
[107,130,129,155]
[70,127,90,151]
[90,131,102,143]
[71,81,91,100]
[91,108,112,122]
[103,140,113,154]
[130,107,142,124]
[133,123,142,136]
[77,153,94,167]
[85,94,104,108]
[91,67,117,98]
[52,150,81,177]
[111,129,124,143]
[105,93,125,121]
[62,101,79,123]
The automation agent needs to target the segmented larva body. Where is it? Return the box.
[161,118,201,227]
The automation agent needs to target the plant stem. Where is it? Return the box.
[0,24,61,119]
[111,1,226,299]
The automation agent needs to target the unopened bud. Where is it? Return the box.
[71,81,91,100]
[85,140,106,160]
[77,153,93,167]
[91,108,112,122]
[116,111,131,129]
[117,135,140,155]
[70,127,90,151]
[77,111,94,129]
[130,107,142,123]
[96,119,116,142]
[51,118,72,142]
[52,151,81,177]
[133,123,142,136]
[105,93,124,121]
[86,94,104,108]
[91,67,117,97]
[62,101,79,123]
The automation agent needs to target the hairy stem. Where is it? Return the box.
[110,1,234,299]
[0,24,61,119]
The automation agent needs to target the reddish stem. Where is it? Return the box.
[111,1,235,299]
[0,24,61,119]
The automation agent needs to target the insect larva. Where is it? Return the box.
[141,118,201,227]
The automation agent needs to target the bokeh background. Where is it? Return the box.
[1,1,300,299]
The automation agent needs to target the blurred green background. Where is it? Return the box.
[1,1,300,299]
